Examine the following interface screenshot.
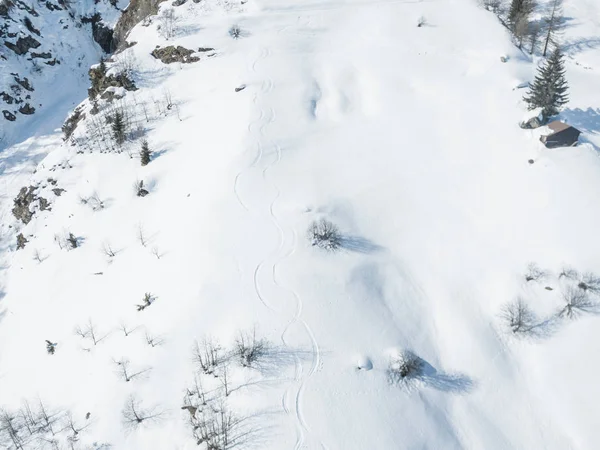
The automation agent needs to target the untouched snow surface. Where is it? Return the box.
[2,0,600,448]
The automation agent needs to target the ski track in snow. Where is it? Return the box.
[235,29,324,449]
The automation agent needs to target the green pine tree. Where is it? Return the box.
[112,111,126,146]
[140,140,151,166]
[523,48,569,121]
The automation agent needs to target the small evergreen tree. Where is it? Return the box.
[523,47,569,121]
[112,111,126,146]
[140,140,151,166]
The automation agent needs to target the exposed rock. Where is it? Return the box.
[45,1,62,11]
[12,186,36,224]
[113,0,168,50]
[1,92,16,104]
[197,47,215,52]
[88,65,137,99]
[173,0,187,5]
[31,51,52,59]
[151,45,199,64]
[0,0,13,17]
[61,106,84,141]
[4,35,41,55]
[52,188,65,196]
[38,196,50,211]
[18,103,35,114]
[81,13,114,53]
[13,75,35,92]
[3,110,16,121]
[100,89,123,102]
[23,17,40,36]
[44,58,59,66]
[16,233,28,250]
[235,84,246,92]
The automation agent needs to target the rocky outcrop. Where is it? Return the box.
[3,110,16,121]
[113,0,168,49]
[81,13,114,53]
[16,233,28,250]
[151,46,199,64]
[88,64,137,99]
[19,103,35,114]
[12,186,37,224]
[61,106,85,141]
[4,34,41,55]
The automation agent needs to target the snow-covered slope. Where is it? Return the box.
[1,0,600,448]
[0,0,126,147]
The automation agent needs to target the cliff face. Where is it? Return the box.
[0,0,125,148]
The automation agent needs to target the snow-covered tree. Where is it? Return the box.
[112,111,126,146]
[140,140,151,166]
[523,47,569,120]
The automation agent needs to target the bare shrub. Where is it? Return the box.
[559,266,579,280]
[74,319,108,346]
[114,358,150,382]
[145,331,164,348]
[193,337,223,376]
[578,272,600,294]
[122,395,163,431]
[228,25,242,39]
[417,16,426,27]
[80,192,104,211]
[189,402,247,449]
[102,242,117,258]
[158,8,179,39]
[235,328,268,368]
[308,218,341,251]
[558,286,596,319]
[501,298,537,334]
[387,350,424,385]
[525,263,547,282]
[137,224,148,247]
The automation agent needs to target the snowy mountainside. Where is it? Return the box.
[1,0,600,449]
[0,0,126,147]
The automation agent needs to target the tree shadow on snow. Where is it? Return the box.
[416,359,476,394]
[339,235,383,254]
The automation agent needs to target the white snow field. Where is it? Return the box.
[2,0,600,448]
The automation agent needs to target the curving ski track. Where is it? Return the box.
[235,36,324,449]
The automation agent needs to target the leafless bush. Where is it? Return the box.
[387,350,424,385]
[480,0,502,15]
[74,319,108,346]
[193,337,223,376]
[145,331,164,348]
[122,395,163,431]
[558,286,596,319]
[80,192,104,211]
[417,16,426,27]
[189,402,248,449]
[308,218,341,251]
[102,242,117,258]
[114,358,151,382]
[218,365,231,397]
[559,266,579,280]
[151,246,162,259]
[235,329,268,368]
[577,272,600,294]
[158,8,180,39]
[525,263,548,282]
[229,25,242,39]
[136,292,155,311]
[501,298,537,334]
[119,322,139,337]
[54,231,79,250]
[33,249,45,263]
[137,224,148,247]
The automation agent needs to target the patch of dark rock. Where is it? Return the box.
[19,103,35,114]
[23,17,40,36]
[197,47,215,52]
[4,35,41,55]
[52,188,65,196]
[12,186,36,224]
[61,106,84,141]
[3,110,16,121]
[45,1,62,11]
[38,196,50,211]
[31,51,52,59]
[1,92,16,104]
[16,233,28,250]
[151,45,199,64]
[81,13,114,53]
[113,0,168,49]
[45,58,59,66]
[235,84,246,92]
[173,0,187,5]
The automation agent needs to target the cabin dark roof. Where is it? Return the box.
[547,121,576,134]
